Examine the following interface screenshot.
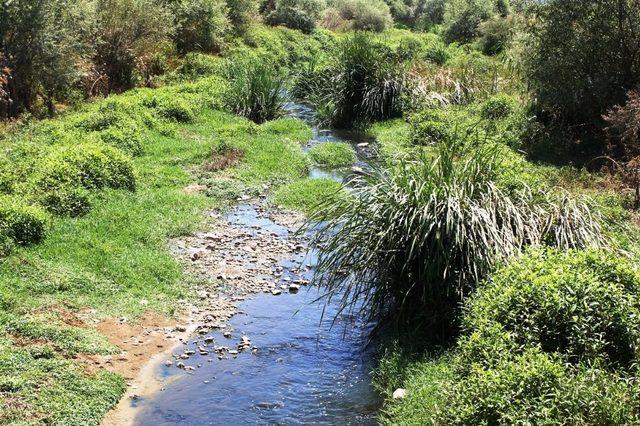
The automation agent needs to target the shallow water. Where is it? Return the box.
[134,101,380,425]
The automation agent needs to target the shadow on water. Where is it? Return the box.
[134,100,381,425]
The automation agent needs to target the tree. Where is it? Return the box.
[168,0,230,53]
[226,0,260,35]
[0,0,92,117]
[265,0,324,33]
[527,0,640,132]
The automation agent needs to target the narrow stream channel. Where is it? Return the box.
[133,101,381,425]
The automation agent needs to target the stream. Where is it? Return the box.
[133,101,380,425]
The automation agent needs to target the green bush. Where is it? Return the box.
[480,94,515,119]
[39,187,92,218]
[35,143,136,193]
[443,0,492,44]
[478,15,512,56]
[142,95,195,123]
[423,44,449,65]
[0,196,48,246]
[308,142,357,167]
[334,0,393,32]
[435,249,640,424]
[97,124,145,156]
[226,0,259,35]
[170,0,230,53]
[266,0,324,33]
[464,249,640,369]
[408,109,452,145]
[176,52,225,78]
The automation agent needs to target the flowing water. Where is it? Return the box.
[134,102,380,425]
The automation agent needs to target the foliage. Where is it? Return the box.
[526,0,640,134]
[308,142,357,167]
[169,0,230,53]
[94,0,174,91]
[142,94,196,123]
[0,0,93,117]
[480,94,515,119]
[443,0,493,44]
[407,108,453,145]
[478,15,512,55]
[0,196,48,246]
[604,89,640,162]
[222,55,286,123]
[226,0,259,35]
[438,249,640,424]
[333,0,394,32]
[297,33,407,127]
[266,0,324,33]
[306,141,604,342]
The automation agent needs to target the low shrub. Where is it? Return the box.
[435,249,640,424]
[407,109,452,145]
[35,143,136,196]
[0,196,48,246]
[97,124,145,156]
[464,249,640,369]
[480,94,516,120]
[478,15,512,56]
[170,0,230,53]
[423,44,450,65]
[308,142,356,167]
[176,53,225,78]
[39,187,92,217]
[142,95,195,123]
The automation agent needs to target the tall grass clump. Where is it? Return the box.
[223,56,286,124]
[306,140,604,342]
[296,33,407,128]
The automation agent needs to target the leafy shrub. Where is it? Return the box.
[333,0,393,32]
[308,142,356,167]
[176,53,225,78]
[0,196,48,246]
[223,56,285,124]
[142,95,195,123]
[97,124,145,156]
[526,0,640,134]
[170,0,230,53]
[39,187,92,217]
[407,109,452,145]
[443,0,492,44]
[94,0,174,91]
[226,0,259,35]
[604,89,640,162]
[305,142,604,342]
[480,94,515,119]
[478,15,512,55]
[35,143,136,194]
[437,249,640,424]
[266,0,324,33]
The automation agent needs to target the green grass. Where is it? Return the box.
[271,178,344,214]
[308,142,357,168]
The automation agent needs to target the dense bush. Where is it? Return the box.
[477,15,512,55]
[227,0,259,35]
[266,0,324,33]
[443,0,493,44]
[527,0,640,136]
[0,196,48,246]
[94,0,173,91]
[333,0,394,32]
[0,0,93,117]
[223,56,286,123]
[169,0,230,53]
[142,94,196,123]
[407,109,452,145]
[306,142,604,341]
[35,143,136,195]
[438,249,640,424]
[480,94,515,119]
[97,125,145,156]
[604,90,640,162]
